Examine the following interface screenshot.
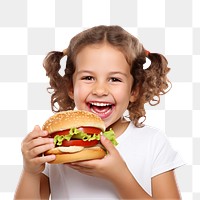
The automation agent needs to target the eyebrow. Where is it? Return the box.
[108,71,129,78]
[76,70,129,77]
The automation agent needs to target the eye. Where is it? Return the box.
[109,77,122,82]
[81,76,94,81]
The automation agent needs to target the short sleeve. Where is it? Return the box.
[151,132,185,177]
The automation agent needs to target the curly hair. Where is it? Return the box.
[43,25,171,127]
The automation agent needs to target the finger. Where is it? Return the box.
[67,163,94,176]
[27,137,54,151]
[24,125,48,143]
[67,163,82,170]
[68,161,94,169]
[30,154,56,165]
[28,142,55,158]
[100,135,116,154]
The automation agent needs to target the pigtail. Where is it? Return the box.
[128,54,146,127]
[128,52,171,127]
[43,51,64,87]
[43,50,74,112]
[143,53,171,105]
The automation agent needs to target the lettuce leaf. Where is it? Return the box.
[103,129,118,146]
[54,127,118,146]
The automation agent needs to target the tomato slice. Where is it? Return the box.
[50,127,102,138]
[77,127,102,134]
[51,130,70,138]
[61,139,99,147]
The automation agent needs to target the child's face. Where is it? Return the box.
[69,44,136,128]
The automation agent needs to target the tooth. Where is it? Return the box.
[91,102,110,107]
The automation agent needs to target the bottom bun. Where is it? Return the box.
[45,146,106,164]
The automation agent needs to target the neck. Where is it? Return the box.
[108,117,130,138]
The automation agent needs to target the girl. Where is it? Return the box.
[15,25,184,199]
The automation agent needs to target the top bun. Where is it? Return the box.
[42,110,105,134]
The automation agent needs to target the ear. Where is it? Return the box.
[68,87,74,100]
[129,87,139,103]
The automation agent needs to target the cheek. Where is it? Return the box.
[73,85,81,98]
[73,84,88,101]
[115,87,133,106]
[112,89,126,103]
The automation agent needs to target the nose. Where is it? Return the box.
[92,82,109,96]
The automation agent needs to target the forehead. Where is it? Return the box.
[74,45,132,78]
[75,44,129,67]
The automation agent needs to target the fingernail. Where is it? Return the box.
[43,130,48,135]
[49,138,54,143]
[101,135,106,140]
[50,155,56,159]
[34,125,40,131]
[50,143,55,148]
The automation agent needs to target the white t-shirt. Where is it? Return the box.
[43,122,184,199]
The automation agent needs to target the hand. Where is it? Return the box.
[21,125,55,175]
[67,135,129,183]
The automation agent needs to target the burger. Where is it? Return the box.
[43,110,117,164]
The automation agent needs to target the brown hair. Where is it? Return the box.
[43,25,171,127]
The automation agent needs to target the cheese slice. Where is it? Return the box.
[57,146,84,153]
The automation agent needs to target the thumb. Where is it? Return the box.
[100,135,116,154]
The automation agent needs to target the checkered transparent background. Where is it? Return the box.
[0,0,199,199]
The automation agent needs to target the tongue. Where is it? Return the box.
[91,105,110,114]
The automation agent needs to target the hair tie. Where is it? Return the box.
[145,49,150,57]
[63,48,68,56]
[143,50,151,70]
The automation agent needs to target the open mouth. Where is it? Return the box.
[88,102,113,118]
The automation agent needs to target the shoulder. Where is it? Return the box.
[119,122,172,155]
[134,124,172,150]
[125,122,166,141]
[118,122,169,153]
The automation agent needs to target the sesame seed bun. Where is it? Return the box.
[42,110,105,134]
